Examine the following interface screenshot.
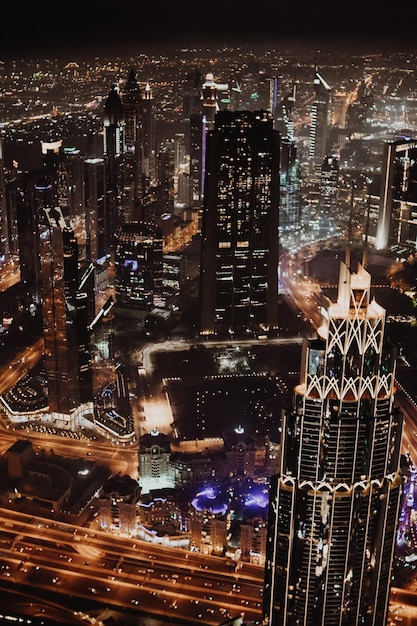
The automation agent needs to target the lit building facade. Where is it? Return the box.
[309,66,332,173]
[199,109,280,337]
[114,221,163,310]
[84,157,107,263]
[262,260,403,626]
[99,474,140,534]
[376,138,417,250]
[36,184,82,418]
[138,429,174,494]
[103,84,125,250]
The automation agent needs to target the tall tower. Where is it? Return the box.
[199,109,280,338]
[122,68,142,214]
[140,82,155,190]
[262,260,404,626]
[103,84,124,250]
[0,136,10,260]
[309,64,332,172]
[36,191,81,417]
[276,82,301,250]
[114,221,163,311]
[376,137,417,251]
[84,157,107,263]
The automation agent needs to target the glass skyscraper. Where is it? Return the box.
[262,260,403,625]
[199,109,280,338]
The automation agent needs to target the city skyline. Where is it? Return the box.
[1,36,417,625]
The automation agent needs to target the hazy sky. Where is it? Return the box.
[3,2,415,59]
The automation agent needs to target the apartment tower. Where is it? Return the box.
[262,259,403,625]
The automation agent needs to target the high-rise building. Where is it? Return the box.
[103,84,125,250]
[122,68,143,215]
[317,153,340,239]
[114,221,163,310]
[37,193,82,417]
[309,65,332,172]
[0,137,10,261]
[262,259,404,626]
[140,82,155,190]
[376,137,417,251]
[275,82,302,250]
[199,109,280,337]
[84,157,107,263]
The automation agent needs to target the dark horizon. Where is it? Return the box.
[2,2,415,61]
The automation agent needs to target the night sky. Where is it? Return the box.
[3,1,416,60]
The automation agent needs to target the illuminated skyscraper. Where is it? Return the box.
[140,82,155,191]
[0,137,10,260]
[103,84,124,249]
[376,137,417,250]
[262,259,403,626]
[199,109,280,337]
[36,185,82,417]
[122,68,143,215]
[114,221,163,310]
[275,82,301,249]
[84,157,107,262]
[309,65,332,172]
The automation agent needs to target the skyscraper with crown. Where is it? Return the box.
[262,256,404,625]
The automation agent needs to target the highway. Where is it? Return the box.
[0,508,262,625]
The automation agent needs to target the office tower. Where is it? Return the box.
[0,137,9,260]
[183,70,205,213]
[37,190,81,417]
[309,64,332,172]
[189,113,204,212]
[140,82,155,191]
[122,68,142,214]
[41,140,84,225]
[84,157,107,263]
[114,221,163,310]
[199,109,280,338]
[262,260,404,626]
[274,82,297,141]
[76,276,94,404]
[16,170,56,301]
[42,141,88,260]
[156,140,175,215]
[3,175,21,260]
[376,138,417,250]
[280,138,301,249]
[317,153,340,238]
[275,82,301,250]
[123,69,141,155]
[103,84,124,250]
[183,68,205,121]
[61,146,85,225]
